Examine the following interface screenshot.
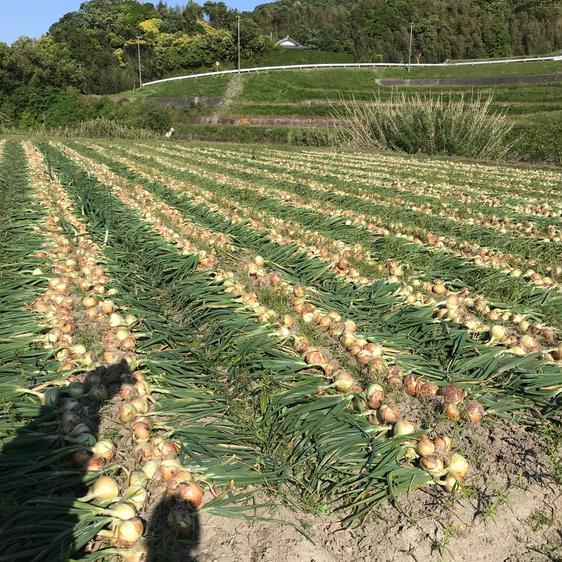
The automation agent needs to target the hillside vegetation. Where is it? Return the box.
[0,0,561,131]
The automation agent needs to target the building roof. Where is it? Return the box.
[275,35,307,49]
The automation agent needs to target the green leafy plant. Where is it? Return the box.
[332,92,516,160]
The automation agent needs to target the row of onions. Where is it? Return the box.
[194,145,562,242]
[298,146,562,207]
[244,257,485,427]
[57,141,491,431]
[120,140,560,301]
[23,143,207,560]
[148,143,561,288]
[72,140,562,413]
[229,142,562,204]
[56,143,472,496]
[57,144,232,265]
[89,141,561,364]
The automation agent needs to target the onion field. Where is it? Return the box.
[1,139,561,561]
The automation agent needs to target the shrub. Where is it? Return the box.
[332,92,515,160]
[511,112,562,165]
[56,118,157,139]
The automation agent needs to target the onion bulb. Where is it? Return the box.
[433,436,451,454]
[443,402,460,421]
[421,455,444,474]
[441,474,459,493]
[84,476,119,502]
[117,517,143,546]
[119,403,137,423]
[142,459,160,480]
[340,333,356,350]
[101,300,114,314]
[132,420,150,441]
[293,285,305,297]
[124,485,147,510]
[92,440,116,462]
[129,471,148,488]
[160,441,179,459]
[176,482,204,507]
[490,325,506,343]
[82,296,97,309]
[293,337,310,353]
[160,459,180,481]
[366,383,384,403]
[68,448,91,468]
[86,457,105,473]
[403,375,419,397]
[305,350,325,366]
[440,384,464,405]
[378,404,398,424]
[447,453,469,480]
[416,439,435,457]
[333,371,354,392]
[109,313,125,327]
[110,502,136,521]
[131,397,148,414]
[418,382,439,399]
[393,420,415,437]
[465,400,484,423]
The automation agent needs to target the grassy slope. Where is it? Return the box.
[138,59,562,98]
[135,74,232,97]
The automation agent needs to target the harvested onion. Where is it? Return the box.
[92,440,116,462]
[117,517,143,546]
[447,453,469,480]
[176,482,204,507]
[84,476,119,502]
[393,420,415,437]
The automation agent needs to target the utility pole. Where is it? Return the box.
[136,36,143,87]
[407,23,413,72]
[237,15,241,74]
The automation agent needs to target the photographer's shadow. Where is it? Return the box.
[145,496,200,562]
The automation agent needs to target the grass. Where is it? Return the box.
[478,479,510,520]
[173,123,331,146]
[137,74,232,97]
[528,508,555,531]
[138,65,562,105]
[331,92,514,159]
[377,60,562,79]
[431,522,459,557]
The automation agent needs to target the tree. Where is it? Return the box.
[203,2,234,28]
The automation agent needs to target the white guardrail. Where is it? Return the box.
[142,55,562,87]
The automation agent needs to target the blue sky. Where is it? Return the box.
[0,0,270,44]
